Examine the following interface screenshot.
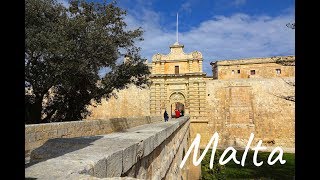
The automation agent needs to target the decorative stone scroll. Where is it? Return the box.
[192,51,202,59]
[155,53,161,60]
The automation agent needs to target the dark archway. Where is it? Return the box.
[171,102,185,118]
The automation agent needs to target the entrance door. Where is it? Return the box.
[171,102,185,118]
[169,92,186,118]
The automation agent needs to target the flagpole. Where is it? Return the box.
[176,13,179,43]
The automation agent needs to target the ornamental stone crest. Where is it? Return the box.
[170,92,185,102]
[152,53,162,61]
[155,53,161,60]
[192,51,202,59]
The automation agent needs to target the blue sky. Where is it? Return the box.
[59,0,295,75]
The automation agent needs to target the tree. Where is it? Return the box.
[25,0,150,124]
[286,22,295,29]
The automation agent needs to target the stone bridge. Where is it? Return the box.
[25,116,195,179]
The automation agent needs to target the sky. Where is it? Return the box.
[59,0,295,76]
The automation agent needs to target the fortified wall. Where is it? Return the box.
[202,77,295,150]
[210,56,295,79]
[195,56,295,149]
[86,44,295,150]
[86,84,151,120]
[25,43,295,179]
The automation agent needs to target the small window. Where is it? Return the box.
[175,66,179,74]
[232,70,235,74]
[237,70,240,74]
[250,70,255,75]
[276,69,281,75]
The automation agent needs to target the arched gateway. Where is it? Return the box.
[169,92,185,118]
[149,42,207,121]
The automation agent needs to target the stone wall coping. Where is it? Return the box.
[150,73,206,77]
[25,116,190,179]
[210,55,295,66]
[25,116,159,128]
[25,116,163,157]
[206,76,295,83]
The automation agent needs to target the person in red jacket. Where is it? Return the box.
[175,109,180,118]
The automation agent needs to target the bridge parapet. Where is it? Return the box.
[25,116,190,179]
[25,116,163,157]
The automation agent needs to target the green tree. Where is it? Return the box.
[25,0,150,124]
[286,22,295,29]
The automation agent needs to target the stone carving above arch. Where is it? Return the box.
[170,92,185,102]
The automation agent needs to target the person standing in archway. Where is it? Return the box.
[175,108,180,118]
[164,110,169,122]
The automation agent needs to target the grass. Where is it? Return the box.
[201,149,295,180]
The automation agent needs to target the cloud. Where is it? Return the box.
[125,7,294,76]
[57,0,70,8]
[232,0,247,7]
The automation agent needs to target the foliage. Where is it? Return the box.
[201,150,226,180]
[286,22,295,29]
[201,150,295,180]
[25,0,150,124]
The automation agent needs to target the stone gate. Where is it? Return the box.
[149,42,207,121]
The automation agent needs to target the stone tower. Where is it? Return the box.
[149,42,207,122]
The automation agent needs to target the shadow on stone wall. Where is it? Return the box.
[25,116,160,160]
[26,136,103,168]
[109,118,130,132]
[108,117,153,132]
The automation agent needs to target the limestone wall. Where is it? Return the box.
[25,116,162,157]
[86,84,150,120]
[203,77,295,149]
[212,56,295,80]
[124,116,190,179]
[25,116,191,180]
[216,62,294,80]
[164,61,189,74]
[151,43,203,75]
[85,76,295,150]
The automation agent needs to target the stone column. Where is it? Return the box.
[155,83,161,115]
[199,60,203,72]
[189,82,200,120]
[150,83,156,115]
[160,80,166,112]
[161,62,165,74]
[199,81,206,117]
[185,83,190,115]
[189,60,193,73]
[152,63,156,74]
